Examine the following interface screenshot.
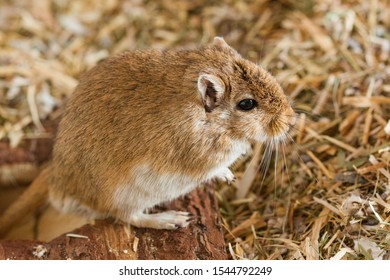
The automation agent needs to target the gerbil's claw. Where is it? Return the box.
[226,176,236,185]
[230,176,237,184]
[187,214,197,222]
[215,167,236,185]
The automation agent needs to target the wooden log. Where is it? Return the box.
[0,220,138,260]
[0,187,227,260]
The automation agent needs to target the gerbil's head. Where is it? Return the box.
[197,37,296,143]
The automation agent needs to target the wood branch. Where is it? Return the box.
[0,187,227,260]
[0,120,227,260]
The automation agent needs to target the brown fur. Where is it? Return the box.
[0,38,295,236]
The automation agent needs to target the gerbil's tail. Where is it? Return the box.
[0,167,50,238]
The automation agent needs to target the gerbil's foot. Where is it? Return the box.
[215,167,236,184]
[128,211,192,230]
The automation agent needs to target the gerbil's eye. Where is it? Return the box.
[237,99,257,111]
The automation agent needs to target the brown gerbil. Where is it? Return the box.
[0,37,295,236]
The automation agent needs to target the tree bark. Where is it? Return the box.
[0,187,227,260]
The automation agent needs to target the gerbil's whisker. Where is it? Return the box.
[256,142,267,188]
[280,137,293,232]
[258,140,273,189]
[274,137,278,199]
[281,138,291,187]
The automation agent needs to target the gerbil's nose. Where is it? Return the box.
[286,107,296,127]
[288,113,296,127]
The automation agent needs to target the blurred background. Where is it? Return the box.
[0,0,389,259]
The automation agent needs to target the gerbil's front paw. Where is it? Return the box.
[215,167,236,184]
[128,211,193,230]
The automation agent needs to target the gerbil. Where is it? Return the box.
[0,37,295,236]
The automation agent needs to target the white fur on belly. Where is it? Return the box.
[50,195,103,219]
[112,165,198,221]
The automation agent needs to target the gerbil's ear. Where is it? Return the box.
[212,37,231,49]
[212,37,238,55]
[198,74,225,112]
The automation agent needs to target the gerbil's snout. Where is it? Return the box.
[265,106,296,140]
[285,107,297,127]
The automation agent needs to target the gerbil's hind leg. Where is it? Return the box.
[128,211,192,229]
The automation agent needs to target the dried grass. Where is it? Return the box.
[0,0,389,259]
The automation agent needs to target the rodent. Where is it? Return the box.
[0,37,295,236]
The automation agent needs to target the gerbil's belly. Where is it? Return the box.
[49,192,104,220]
[49,165,198,222]
[112,164,198,216]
